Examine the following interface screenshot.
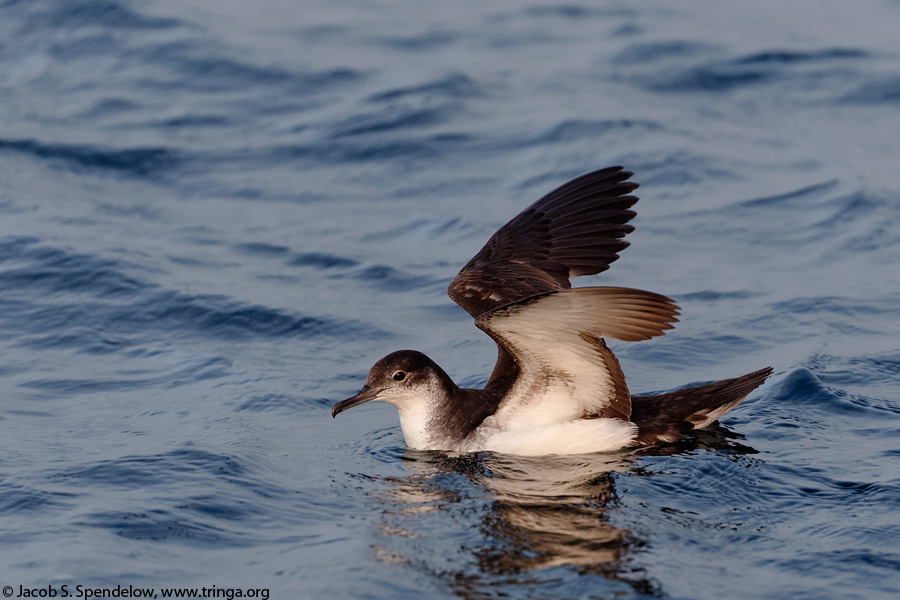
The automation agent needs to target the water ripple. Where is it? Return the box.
[135,42,363,95]
[0,482,79,514]
[13,0,181,31]
[0,239,379,346]
[0,138,178,177]
[368,72,483,102]
[618,44,871,96]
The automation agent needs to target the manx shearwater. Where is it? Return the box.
[332,167,772,455]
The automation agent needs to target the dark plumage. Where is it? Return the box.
[448,166,639,318]
[631,367,775,444]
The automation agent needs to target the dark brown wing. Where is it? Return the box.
[447,166,639,319]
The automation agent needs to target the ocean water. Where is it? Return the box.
[1,0,899,598]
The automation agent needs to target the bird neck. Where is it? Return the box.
[396,364,461,450]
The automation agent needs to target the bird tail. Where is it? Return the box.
[630,367,773,445]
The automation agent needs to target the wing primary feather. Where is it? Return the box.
[448,167,641,319]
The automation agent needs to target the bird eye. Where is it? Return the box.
[392,371,407,381]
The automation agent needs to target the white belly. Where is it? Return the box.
[462,416,637,456]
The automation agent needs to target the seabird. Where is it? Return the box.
[332,167,772,456]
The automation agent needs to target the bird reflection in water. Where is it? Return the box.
[370,427,756,597]
[374,451,653,595]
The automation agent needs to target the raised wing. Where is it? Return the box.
[475,287,680,428]
[448,166,639,319]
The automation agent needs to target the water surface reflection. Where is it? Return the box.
[379,451,659,596]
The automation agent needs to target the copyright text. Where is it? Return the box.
[2,585,269,600]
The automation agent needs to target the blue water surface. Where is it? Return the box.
[1,0,899,598]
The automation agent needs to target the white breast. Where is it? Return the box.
[396,400,434,450]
